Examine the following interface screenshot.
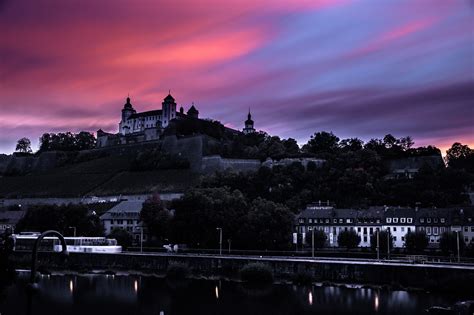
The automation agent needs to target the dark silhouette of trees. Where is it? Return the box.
[440,231,466,256]
[108,228,133,250]
[370,230,393,253]
[337,230,360,249]
[39,131,96,152]
[404,231,429,253]
[15,137,32,153]
[303,131,340,155]
[304,229,327,249]
[15,204,104,236]
[140,194,172,244]
[446,143,474,172]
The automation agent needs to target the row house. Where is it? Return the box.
[296,204,474,249]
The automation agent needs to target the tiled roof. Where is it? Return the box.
[100,200,143,220]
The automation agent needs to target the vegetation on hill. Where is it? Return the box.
[38,131,96,152]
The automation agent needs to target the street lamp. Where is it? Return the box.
[455,230,460,263]
[227,239,231,254]
[376,229,380,261]
[68,226,76,237]
[386,228,390,260]
[311,228,315,258]
[216,227,222,255]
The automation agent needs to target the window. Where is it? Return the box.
[427,218,431,223]
[420,227,425,231]
[387,218,392,223]
[308,219,313,224]
[325,219,330,223]
[434,218,438,223]
[407,218,413,224]
[440,227,445,233]
[420,218,425,223]
[363,227,367,234]
[401,227,405,232]
[407,227,411,233]
[440,218,445,223]
[464,227,468,232]
[376,219,381,224]
[433,227,439,235]
[357,227,361,232]
[402,236,405,242]
[471,227,474,232]
[393,227,397,232]
[339,219,343,223]
[401,218,406,223]
[393,236,397,241]
[369,228,373,235]
[299,219,305,223]
[393,218,399,223]
[426,227,432,235]
[363,236,367,242]
[333,219,337,223]
[346,219,351,223]
[465,237,469,242]
[118,220,123,224]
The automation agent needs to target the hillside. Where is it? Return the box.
[0,155,200,198]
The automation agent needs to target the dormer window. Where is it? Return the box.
[407,218,413,224]
[420,218,425,223]
[393,218,398,223]
[427,218,431,223]
[386,218,392,223]
[400,218,406,223]
[440,218,445,223]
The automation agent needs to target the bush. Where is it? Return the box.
[240,263,273,284]
[108,228,133,250]
[404,231,428,253]
[304,229,327,249]
[292,271,314,285]
[166,263,190,280]
[337,230,360,249]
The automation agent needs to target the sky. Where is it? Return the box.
[0,0,473,154]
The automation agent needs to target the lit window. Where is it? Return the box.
[387,218,392,223]
[426,227,432,235]
[407,218,413,224]
[401,227,405,232]
[433,227,439,235]
[401,218,406,223]
[393,218,399,223]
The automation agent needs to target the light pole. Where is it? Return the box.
[140,226,143,253]
[455,230,460,263]
[311,228,315,258]
[68,226,76,237]
[376,230,380,261]
[386,228,390,260]
[227,239,231,254]
[216,227,222,255]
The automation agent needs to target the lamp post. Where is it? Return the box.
[386,228,390,260]
[376,229,380,261]
[455,230,460,263]
[216,227,222,255]
[311,228,315,258]
[227,239,231,254]
[68,226,76,237]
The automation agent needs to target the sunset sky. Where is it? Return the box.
[0,0,473,154]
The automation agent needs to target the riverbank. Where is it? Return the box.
[10,251,474,294]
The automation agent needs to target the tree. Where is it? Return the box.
[15,137,32,153]
[108,228,133,250]
[340,138,363,151]
[140,194,172,244]
[440,231,466,256]
[337,229,360,249]
[240,198,294,250]
[304,229,327,249]
[303,131,340,155]
[370,230,393,253]
[75,131,96,150]
[446,142,474,172]
[15,204,104,236]
[404,231,428,253]
[170,188,248,248]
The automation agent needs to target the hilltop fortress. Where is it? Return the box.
[96,93,255,148]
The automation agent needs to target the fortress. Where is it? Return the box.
[96,93,255,148]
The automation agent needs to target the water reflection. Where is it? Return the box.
[0,274,461,315]
[374,293,379,312]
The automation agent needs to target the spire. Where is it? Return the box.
[248,108,251,120]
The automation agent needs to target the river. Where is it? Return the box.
[0,273,464,315]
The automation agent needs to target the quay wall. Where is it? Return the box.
[10,252,474,289]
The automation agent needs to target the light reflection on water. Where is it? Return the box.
[0,274,461,315]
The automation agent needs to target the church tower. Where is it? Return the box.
[162,92,177,127]
[120,96,136,134]
[243,109,256,134]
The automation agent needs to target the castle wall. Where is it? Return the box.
[201,155,261,174]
